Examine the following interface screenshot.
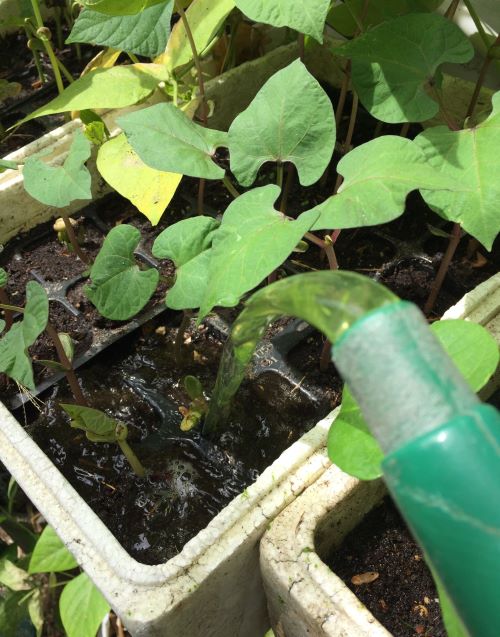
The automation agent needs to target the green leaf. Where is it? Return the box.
[0,282,49,390]
[61,403,118,441]
[339,13,473,123]
[415,93,500,250]
[67,2,173,57]
[164,186,319,317]
[80,0,166,15]
[228,60,335,187]
[0,559,31,591]
[235,0,329,42]
[27,589,43,637]
[59,573,110,637]
[29,526,78,574]
[328,319,500,480]
[0,591,32,637]
[184,375,204,400]
[19,64,167,123]
[85,225,159,320]
[161,0,236,71]
[96,134,182,226]
[0,268,7,287]
[119,103,228,180]
[23,131,92,208]
[152,216,220,265]
[310,136,459,231]
[327,0,441,37]
[432,321,499,392]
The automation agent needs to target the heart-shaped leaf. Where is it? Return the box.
[29,526,78,574]
[415,92,500,250]
[85,225,159,320]
[80,0,166,15]
[67,2,173,57]
[19,64,167,123]
[310,136,458,231]
[158,186,319,317]
[97,134,182,225]
[339,13,473,122]
[23,130,92,208]
[228,60,335,187]
[0,282,48,390]
[328,319,500,480]
[119,103,228,180]
[59,573,110,637]
[235,0,330,42]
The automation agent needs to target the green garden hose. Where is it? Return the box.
[333,301,500,637]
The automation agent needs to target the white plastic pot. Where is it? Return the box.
[260,273,500,637]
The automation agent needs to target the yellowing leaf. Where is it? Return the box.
[97,134,181,225]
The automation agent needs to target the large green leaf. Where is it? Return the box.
[228,60,335,187]
[67,2,173,57]
[235,0,329,42]
[20,64,167,122]
[328,319,500,480]
[119,103,228,179]
[153,216,220,266]
[85,225,159,320]
[327,0,441,37]
[59,573,110,637]
[161,186,319,317]
[415,93,500,250]
[161,0,236,70]
[80,0,166,15]
[339,13,473,123]
[310,136,458,231]
[96,134,182,225]
[29,526,78,574]
[0,282,49,390]
[23,131,92,208]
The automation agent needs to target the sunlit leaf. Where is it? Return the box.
[0,282,49,390]
[415,92,500,250]
[235,0,330,42]
[29,526,78,574]
[23,131,92,207]
[85,225,159,320]
[339,13,473,122]
[310,136,458,231]
[119,103,228,179]
[228,60,335,187]
[97,134,182,225]
[67,2,173,57]
[59,573,110,637]
[80,0,166,15]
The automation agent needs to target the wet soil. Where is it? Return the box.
[327,496,446,637]
[25,315,325,565]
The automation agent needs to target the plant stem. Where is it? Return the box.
[176,1,207,215]
[56,58,74,84]
[30,0,65,95]
[424,222,462,316]
[319,339,331,372]
[175,312,190,366]
[117,440,146,478]
[335,60,352,129]
[276,162,284,190]
[399,122,410,138]
[0,303,24,313]
[334,92,359,193]
[128,53,140,64]
[444,0,460,19]
[280,164,294,213]
[62,215,89,264]
[30,0,43,27]
[222,174,240,198]
[465,33,500,121]
[45,322,87,406]
[0,288,13,331]
[430,84,460,131]
[298,33,305,61]
[462,0,492,51]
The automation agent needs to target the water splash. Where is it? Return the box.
[203,271,397,434]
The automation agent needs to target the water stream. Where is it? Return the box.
[203,272,398,434]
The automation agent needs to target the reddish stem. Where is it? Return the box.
[424,223,462,316]
[62,215,89,265]
[45,322,87,406]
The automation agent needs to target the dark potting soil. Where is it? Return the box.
[327,496,446,637]
[24,316,327,565]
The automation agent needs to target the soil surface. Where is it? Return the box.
[328,496,446,637]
